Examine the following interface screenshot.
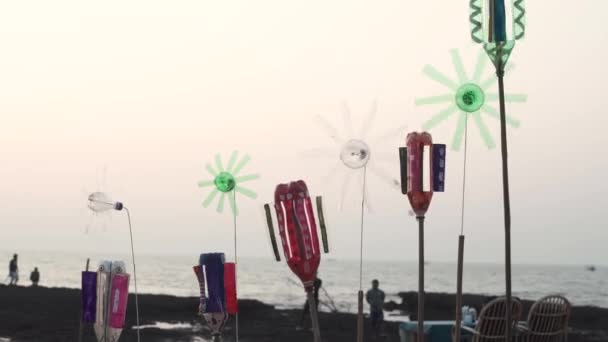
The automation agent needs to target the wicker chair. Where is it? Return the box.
[459,297,523,342]
[517,295,571,342]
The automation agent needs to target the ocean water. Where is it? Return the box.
[2,251,607,313]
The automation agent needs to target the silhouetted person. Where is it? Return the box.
[297,277,322,330]
[366,279,385,338]
[30,267,40,287]
[8,254,18,286]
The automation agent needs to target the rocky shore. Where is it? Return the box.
[0,285,399,341]
[1,285,607,341]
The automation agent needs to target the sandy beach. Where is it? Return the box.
[1,285,607,341]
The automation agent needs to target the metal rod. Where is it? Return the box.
[454,235,465,342]
[307,290,322,342]
[357,166,367,342]
[357,290,364,342]
[417,216,425,342]
[232,191,239,342]
[496,55,513,342]
[124,207,141,342]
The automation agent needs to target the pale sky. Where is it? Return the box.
[0,1,607,265]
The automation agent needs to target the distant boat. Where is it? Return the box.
[586,265,596,272]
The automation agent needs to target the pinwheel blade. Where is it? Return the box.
[485,93,527,103]
[231,154,251,176]
[340,171,355,210]
[300,148,337,158]
[324,162,342,183]
[217,192,226,213]
[368,164,400,190]
[483,106,521,128]
[198,179,215,188]
[235,185,257,199]
[471,50,488,83]
[235,174,260,183]
[374,123,409,143]
[314,115,344,144]
[225,151,239,173]
[215,154,224,173]
[423,65,459,91]
[203,189,219,208]
[472,112,496,148]
[422,104,458,131]
[206,164,218,177]
[415,94,453,106]
[359,100,377,139]
[451,113,468,151]
[342,102,354,138]
[450,49,468,84]
[505,94,527,102]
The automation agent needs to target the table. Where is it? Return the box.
[399,321,475,342]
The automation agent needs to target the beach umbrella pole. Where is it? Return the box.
[417,215,425,342]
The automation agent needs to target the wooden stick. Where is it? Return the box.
[496,52,513,342]
[308,290,322,342]
[77,258,90,342]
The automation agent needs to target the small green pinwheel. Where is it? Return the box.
[198,151,259,216]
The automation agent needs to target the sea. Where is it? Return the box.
[2,250,607,314]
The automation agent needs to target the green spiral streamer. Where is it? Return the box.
[513,0,526,40]
[469,0,483,43]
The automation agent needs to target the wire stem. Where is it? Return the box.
[124,207,141,342]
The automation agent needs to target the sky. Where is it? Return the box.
[0,1,607,265]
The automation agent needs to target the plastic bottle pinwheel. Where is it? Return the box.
[470,0,525,68]
[197,152,258,342]
[198,151,259,216]
[469,2,526,340]
[310,102,404,342]
[85,194,140,342]
[415,48,527,150]
[263,180,329,342]
[192,253,237,342]
[81,260,130,342]
[398,132,446,342]
[310,102,404,208]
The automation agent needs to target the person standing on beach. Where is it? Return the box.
[296,276,322,330]
[30,267,40,287]
[366,279,385,338]
[8,254,19,286]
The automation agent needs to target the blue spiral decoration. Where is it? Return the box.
[513,0,526,40]
[469,0,483,43]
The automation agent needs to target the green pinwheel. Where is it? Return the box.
[415,49,526,150]
[198,151,259,216]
